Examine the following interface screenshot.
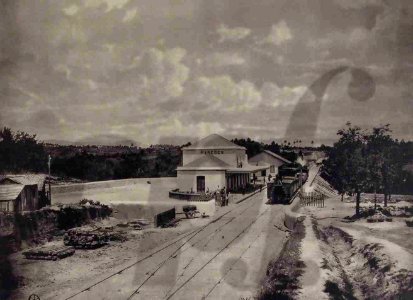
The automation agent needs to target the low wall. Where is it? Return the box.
[111,203,173,221]
[51,177,174,195]
[169,190,214,202]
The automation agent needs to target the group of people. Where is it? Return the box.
[211,187,230,206]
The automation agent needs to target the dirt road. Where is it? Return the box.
[61,190,286,300]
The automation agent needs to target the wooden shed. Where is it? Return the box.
[0,174,48,213]
[0,183,38,213]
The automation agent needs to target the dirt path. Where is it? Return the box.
[297,217,328,300]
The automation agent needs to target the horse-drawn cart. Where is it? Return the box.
[182,205,200,219]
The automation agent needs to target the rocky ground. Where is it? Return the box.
[9,216,207,300]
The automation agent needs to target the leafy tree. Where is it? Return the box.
[365,125,390,208]
[231,138,264,158]
[324,122,412,214]
[323,123,368,215]
[0,127,47,173]
[381,139,402,206]
[265,141,281,154]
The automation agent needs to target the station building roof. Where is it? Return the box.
[177,155,269,173]
[177,155,230,171]
[183,134,246,150]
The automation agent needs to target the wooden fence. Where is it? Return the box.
[300,192,325,208]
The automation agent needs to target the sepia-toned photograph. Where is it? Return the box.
[0,1,412,299]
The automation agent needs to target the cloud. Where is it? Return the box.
[204,52,246,68]
[217,24,251,43]
[138,47,189,104]
[106,117,226,146]
[1,0,411,145]
[122,8,139,22]
[84,0,130,12]
[63,5,79,16]
[265,20,293,46]
[332,0,382,9]
[261,82,307,107]
[306,26,372,62]
[158,118,225,141]
[191,75,262,112]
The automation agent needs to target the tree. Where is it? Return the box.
[323,146,349,201]
[231,138,264,158]
[0,127,47,173]
[381,140,401,206]
[365,125,405,207]
[265,141,281,154]
[365,125,390,208]
[365,127,386,209]
[323,123,368,215]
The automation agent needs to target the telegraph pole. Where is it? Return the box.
[48,155,52,204]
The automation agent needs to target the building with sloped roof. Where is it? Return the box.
[0,174,50,212]
[248,150,292,176]
[176,134,268,193]
[0,182,38,212]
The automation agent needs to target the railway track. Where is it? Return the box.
[64,190,266,300]
[163,207,270,300]
[126,199,261,299]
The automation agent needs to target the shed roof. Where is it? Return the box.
[183,134,245,150]
[227,163,269,173]
[0,174,46,190]
[262,150,292,164]
[0,184,24,201]
[177,155,230,171]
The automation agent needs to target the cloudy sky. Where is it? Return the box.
[0,0,412,146]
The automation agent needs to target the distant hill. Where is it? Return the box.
[45,134,139,146]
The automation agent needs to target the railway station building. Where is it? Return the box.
[248,150,291,177]
[176,134,268,193]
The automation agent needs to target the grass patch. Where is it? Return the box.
[324,280,357,300]
[258,220,306,300]
[321,258,332,271]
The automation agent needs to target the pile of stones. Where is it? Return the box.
[64,228,110,249]
[23,245,75,261]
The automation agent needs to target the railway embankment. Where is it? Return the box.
[296,197,413,299]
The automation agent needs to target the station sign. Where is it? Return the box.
[200,150,225,155]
